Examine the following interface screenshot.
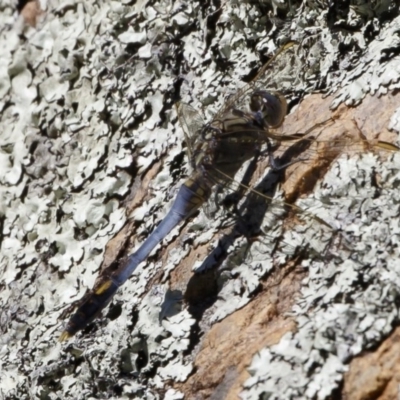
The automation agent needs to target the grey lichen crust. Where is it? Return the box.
[1,0,400,399]
[242,149,400,399]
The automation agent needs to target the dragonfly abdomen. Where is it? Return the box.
[59,280,120,339]
[113,174,211,286]
[60,174,211,340]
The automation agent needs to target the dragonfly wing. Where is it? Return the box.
[176,102,205,159]
[213,42,303,122]
[199,160,338,270]
[221,114,400,187]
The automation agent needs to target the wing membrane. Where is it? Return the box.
[176,102,205,159]
[200,116,399,259]
[214,42,303,121]
[211,111,398,182]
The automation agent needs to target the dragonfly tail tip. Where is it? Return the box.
[59,331,72,342]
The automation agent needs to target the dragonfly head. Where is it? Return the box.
[250,90,287,129]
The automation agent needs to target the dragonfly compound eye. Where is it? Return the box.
[250,90,287,128]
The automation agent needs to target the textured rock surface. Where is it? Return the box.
[343,326,400,400]
[1,1,400,399]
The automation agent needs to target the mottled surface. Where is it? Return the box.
[343,326,400,400]
[1,1,400,399]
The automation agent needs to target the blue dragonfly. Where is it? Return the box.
[59,43,398,340]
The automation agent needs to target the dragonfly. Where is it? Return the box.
[59,42,399,341]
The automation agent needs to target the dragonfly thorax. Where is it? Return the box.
[200,124,222,141]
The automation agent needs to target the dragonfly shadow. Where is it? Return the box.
[182,136,317,320]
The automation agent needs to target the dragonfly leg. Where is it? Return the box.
[269,153,308,171]
[213,183,224,208]
[264,138,307,171]
[265,117,335,171]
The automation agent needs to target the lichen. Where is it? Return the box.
[1,0,400,399]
